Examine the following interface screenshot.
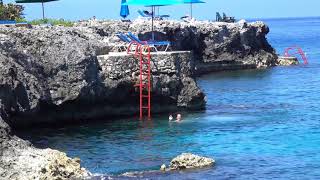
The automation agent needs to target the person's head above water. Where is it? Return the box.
[176,114,182,121]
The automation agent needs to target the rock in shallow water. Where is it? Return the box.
[160,164,167,171]
[277,56,299,66]
[169,153,215,170]
[0,141,90,180]
[0,118,90,180]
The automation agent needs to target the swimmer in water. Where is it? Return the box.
[169,115,173,121]
[176,114,182,122]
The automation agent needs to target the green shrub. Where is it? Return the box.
[28,18,74,27]
[0,3,24,20]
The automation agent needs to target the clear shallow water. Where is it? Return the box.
[20,17,320,179]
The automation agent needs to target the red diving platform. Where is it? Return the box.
[284,46,308,64]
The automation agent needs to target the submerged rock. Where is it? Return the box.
[169,153,215,170]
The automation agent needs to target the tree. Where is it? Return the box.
[0,3,24,20]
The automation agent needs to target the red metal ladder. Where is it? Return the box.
[127,42,152,120]
[284,45,308,64]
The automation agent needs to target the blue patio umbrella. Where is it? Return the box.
[184,0,205,18]
[120,0,130,19]
[123,0,184,40]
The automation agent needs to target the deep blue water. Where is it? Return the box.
[21,17,320,179]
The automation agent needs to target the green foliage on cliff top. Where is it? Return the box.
[0,3,73,27]
[28,18,74,27]
[0,3,24,20]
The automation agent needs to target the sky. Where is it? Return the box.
[5,0,320,20]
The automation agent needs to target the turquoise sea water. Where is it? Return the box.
[20,17,320,179]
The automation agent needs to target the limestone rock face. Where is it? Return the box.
[169,153,215,170]
[0,25,206,127]
[1,147,90,180]
[76,19,278,74]
[0,20,277,127]
[0,118,90,180]
[97,51,205,114]
[0,117,10,141]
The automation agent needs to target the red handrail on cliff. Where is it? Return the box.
[284,45,308,64]
[127,42,152,120]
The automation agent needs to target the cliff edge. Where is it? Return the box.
[0,19,277,179]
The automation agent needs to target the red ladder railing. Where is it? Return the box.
[127,42,152,120]
[284,45,308,64]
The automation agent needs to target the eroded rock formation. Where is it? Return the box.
[97,51,205,114]
[0,118,90,179]
[277,56,299,66]
[169,153,215,170]
[160,153,215,171]
[0,24,207,127]
[0,19,277,127]
[77,19,278,74]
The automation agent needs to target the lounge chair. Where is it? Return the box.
[181,15,196,23]
[222,13,227,21]
[0,20,32,28]
[137,10,170,20]
[0,20,16,25]
[127,32,171,52]
[216,12,223,22]
[115,33,133,52]
[223,13,235,23]
[138,10,152,18]
[158,15,170,19]
[121,19,132,23]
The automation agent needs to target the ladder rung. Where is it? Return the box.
[134,84,149,88]
[142,106,149,109]
[142,95,149,98]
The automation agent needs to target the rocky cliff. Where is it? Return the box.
[77,19,277,74]
[0,19,277,179]
[0,24,205,127]
[0,20,277,127]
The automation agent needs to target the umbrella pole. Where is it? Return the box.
[152,6,154,41]
[42,1,45,20]
[190,3,193,19]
